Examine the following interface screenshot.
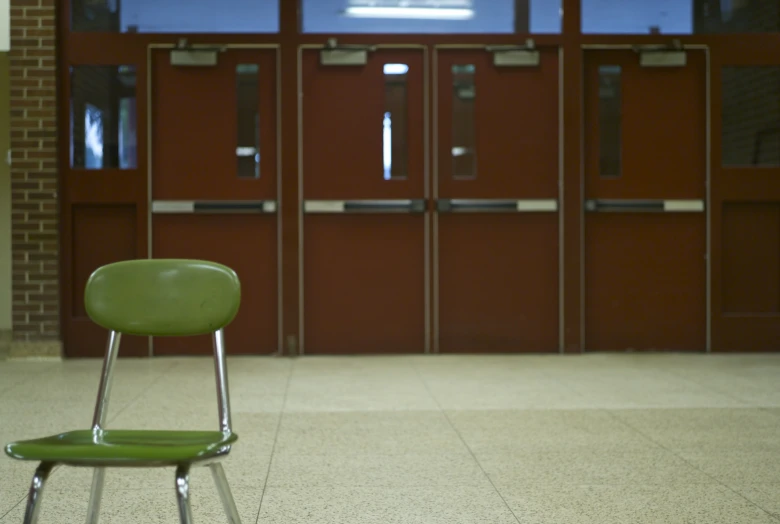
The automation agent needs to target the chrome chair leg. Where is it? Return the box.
[210,463,241,524]
[85,467,106,524]
[22,463,53,524]
[175,465,195,524]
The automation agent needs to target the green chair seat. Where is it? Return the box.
[5,430,238,466]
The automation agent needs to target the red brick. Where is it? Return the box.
[24,49,53,57]
[26,29,55,38]
[14,181,42,191]
[26,68,55,78]
[10,38,40,47]
[15,304,43,312]
[12,78,41,88]
[11,119,41,128]
[26,147,55,156]
[25,8,52,17]
[11,160,41,169]
[27,129,56,138]
[11,18,39,28]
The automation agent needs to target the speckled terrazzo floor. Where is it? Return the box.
[1,354,779,523]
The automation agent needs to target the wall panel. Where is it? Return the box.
[722,202,780,314]
[69,203,145,357]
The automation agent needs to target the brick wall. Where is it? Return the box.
[9,0,59,344]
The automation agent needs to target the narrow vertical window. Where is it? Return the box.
[598,65,622,178]
[383,63,409,180]
[452,64,476,179]
[236,64,260,179]
[70,65,137,170]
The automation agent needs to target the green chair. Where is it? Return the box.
[4,259,243,524]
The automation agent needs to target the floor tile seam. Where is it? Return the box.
[411,362,524,524]
[106,360,182,425]
[263,481,494,490]
[262,477,722,489]
[0,498,24,522]
[254,358,295,524]
[603,408,780,521]
[759,407,780,420]
[0,363,64,400]
[0,465,69,519]
[660,367,760,407]
[0,384,18,399]
[534,367,678,453]
[526,366,779,512]
[0,362,183,521]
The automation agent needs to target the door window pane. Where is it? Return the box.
[722,66,780,167]
[70,65,137,170]
[384,63,409,180]
[71,0,279,33]
[452,64,477,179]
[236,64,260,179]
[598,65,622,178]
[582,0,779,34]
[303,0,561,34]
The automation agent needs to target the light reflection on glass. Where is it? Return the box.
[383,63,409,180]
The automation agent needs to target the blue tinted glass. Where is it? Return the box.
[84,105,104,169]
[72,0,279,33]
[303,0,561,34]
[70,65,138,170]
[582,0,779,34]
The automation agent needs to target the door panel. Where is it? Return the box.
[152,215,278,355]
[152,49,277,200]
[584,50,706,199]
[150,47,279,355]
[301,47,427,354]
[583,49,707,351]
[301,48,425,199]
[585,214,706,351]
[303,215,426,354]
[437,48,559,198]
[435,47,560,353]
[438,213,558,353]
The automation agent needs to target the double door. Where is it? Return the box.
[300,44,561,354]
[141,43,708,355]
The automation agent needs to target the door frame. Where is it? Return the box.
[296,43,430,355]
[579,44,712,353]
[146,43,284,357]
[432,44,565,354]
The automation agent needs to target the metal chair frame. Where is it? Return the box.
[17,264,242,524]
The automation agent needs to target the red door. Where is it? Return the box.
[435,47,560,353]
[583,49,707,351]
[149,46,279,355]
[301,46,427,354]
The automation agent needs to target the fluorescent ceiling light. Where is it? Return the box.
[383,63,409,75]
[344,6,474,20]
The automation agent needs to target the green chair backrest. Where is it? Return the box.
[84,259,241,337]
